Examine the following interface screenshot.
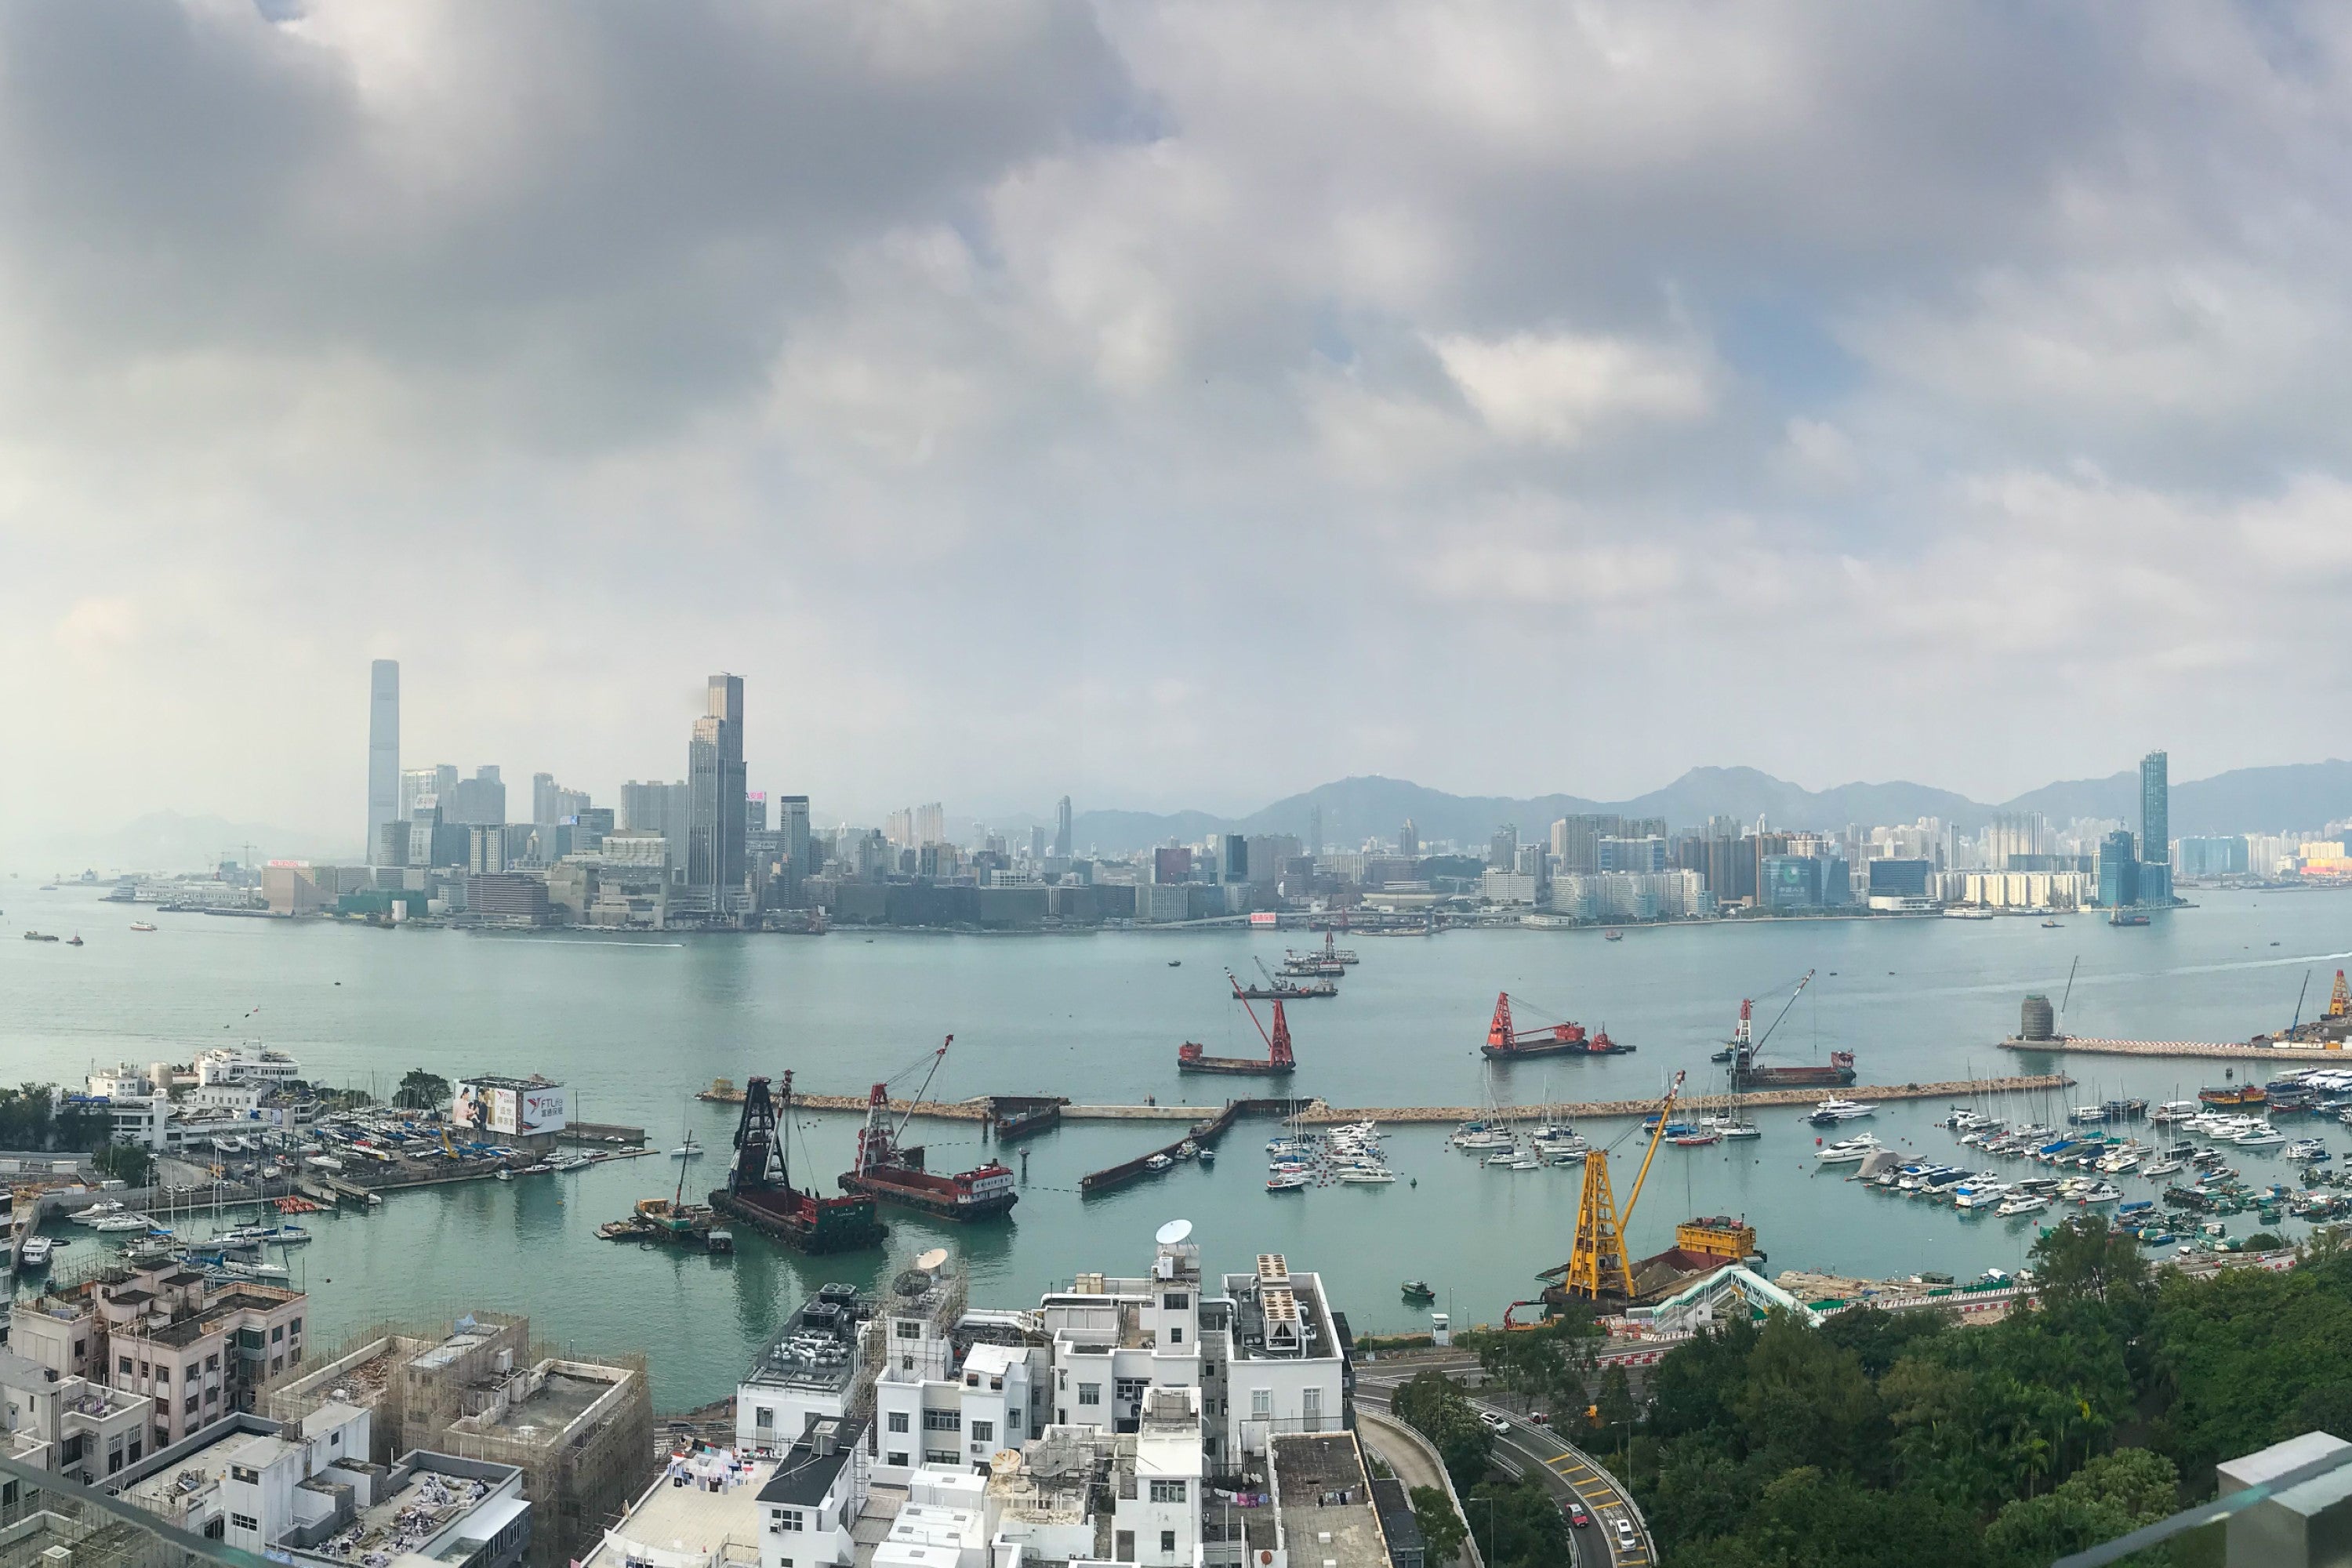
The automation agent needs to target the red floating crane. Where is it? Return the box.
[1480,991,1632,1060]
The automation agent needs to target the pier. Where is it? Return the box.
[2001,1034,2350,1062]
[1078,1098,1308,1196]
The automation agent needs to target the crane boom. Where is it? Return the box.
[1619,1070,1686,1226]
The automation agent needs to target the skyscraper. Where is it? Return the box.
[402,764,456,821]
[1398,818,1417,858]
[688,674,748,914]
[778,796,811,882]
[915,803,945,845]
[367,661,399,863]
[2140,750,2169,866]
[1054,795,1073,858]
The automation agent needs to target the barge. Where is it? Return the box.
[839,1038,1018,1221]
[709,1073,887,1253]
[1479,992,1629,1060]
[1179,990,1298,1076]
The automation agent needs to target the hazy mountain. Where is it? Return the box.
[13,811,341,875]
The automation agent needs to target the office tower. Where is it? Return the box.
[532,772,557,823]
[747,791,768,835]
[1154,846,1193,884]
[367,661,399,863]
[1221,833,1249,884]
[1054,796,1073,858]
[2140,750,2169,865]
[1030,825,1047,862]
[447,766,506,825]
[688,674,749,911]
[1488,825,1519,869]
[1398,818,1418,858]
[781,799,818,884]
[2099,829,2141,907]
[916,802,945,845]
[402,764,455,820]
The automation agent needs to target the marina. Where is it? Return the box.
[9,883,2352,1409]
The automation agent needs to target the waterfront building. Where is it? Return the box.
[1867,858,1933,899]
[112,1404,531,1568]
[688,675,750,919]
[198,1045,303,1087]
[2097,829,2140,908]
[1482,867,1541,905]
[2141,750,2170,869]
[367,660,399,865]
[1221,833,1249,884]
[466,873,550,925]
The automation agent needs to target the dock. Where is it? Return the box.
[2002,1035,2351,1062]
[1079,1098,1308,1196]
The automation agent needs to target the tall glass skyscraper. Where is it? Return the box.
[367,660,399,863]
[1054,794,1073,858]
[688,674,748,915]
[2140,750,2169,866]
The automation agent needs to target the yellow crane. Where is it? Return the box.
[1559,1069,1686,1305]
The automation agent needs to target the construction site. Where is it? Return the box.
[261,1310,653,1568]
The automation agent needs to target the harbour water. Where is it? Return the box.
[6,883,2350,1407]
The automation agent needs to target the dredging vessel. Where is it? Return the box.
[838,1037,1018,1221]
[1722,982,1859,1089]
[1479,992,1628,1060]
[710,1073,887,1253]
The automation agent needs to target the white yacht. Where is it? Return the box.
[1817,1134,1883,1165]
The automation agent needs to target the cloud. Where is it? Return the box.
[6,1,2352,851]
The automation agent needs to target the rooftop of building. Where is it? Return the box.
[582,1457,779,1568]
[110,1282,303,1348]
[118,1421,277,1512]
[1271,1433,1388,1568]
[456,1367,619,1439]
[741,1287,867,1394]
[321,1454,506,1562]
[753,1419,862,1509]
[1221,1257,1338,1363]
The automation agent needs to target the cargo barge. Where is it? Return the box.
[1479,992,1629,1060]
[709,1073,887,1253]
[839,1039,1018,1221]
[1720,995,1857,1088]
[1179,989,1298,1076]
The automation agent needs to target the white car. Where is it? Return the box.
[1615,1518,1638,1548]
[1478,1410,1509,1432]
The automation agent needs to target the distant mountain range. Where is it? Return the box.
[26,759,2352,873]
[1061,760,2352,855]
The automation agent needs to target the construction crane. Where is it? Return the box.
[1559,1069,1686,1305]
[2331,971,2350,1020]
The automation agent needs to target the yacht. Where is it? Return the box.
[1266,1171,1309,1193]
[672,1134,703,1160]
[1995,1192,2052,1217]
[2151,1101,2201,1125]
[2232,1127,2287,1149]
[71,1201,129,1225]
[2077,1182,2124,1204]
[1335,1169,1396,1184]
[1808,1099,1878,1125]
[18,1236,53,1267]
[2285,1138,2331,1162]
[1817,1134,1883,1165]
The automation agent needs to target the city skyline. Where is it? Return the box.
[12,7,2352,851]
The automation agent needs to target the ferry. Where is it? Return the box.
[2199,1083,2267,1106]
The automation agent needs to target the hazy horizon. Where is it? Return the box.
[9,5,2352,851]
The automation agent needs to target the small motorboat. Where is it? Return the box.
[1401,1279,1436,1301]
[1603,930,1624,942]
[495,1169,514,1182]
[1266,1172,1308,1193]
[1167,960,1182,967]
[1145,1153,1174,1172]
[1197,1146,1216,1166]
[130,920,157,932]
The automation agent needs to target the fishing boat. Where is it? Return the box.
[1603,930,1624,942]
[21,931,57,942]
[66,934,82,946]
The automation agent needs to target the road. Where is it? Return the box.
[1355,1406,1480,1568]
[1356,1351,1655,1567]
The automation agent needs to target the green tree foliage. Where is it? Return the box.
[1406,1483,1466,1564]
[93,1141,154,1187]
[1633,1224,2347,1566]
[1462,1476,1568,1568]
[1393,1371,1492,1494]
[394,1069,451,1111]
[1458,1312,1599,1417]
[0,1083,111,1153]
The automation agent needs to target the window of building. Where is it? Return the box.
[969,1420,993,1444]
[1169,1326,1182,1345]
[184,1395,199,1414]
[894,1319,920,1339]
[1149,1480,1185,1503]
[777,1510,804,1533]
[1162,1293,1188,1310]
[1250,1388,1270,1418]
[1161,1530,1176,1554]
[290,1318,302,1337]
[61,1436,82,1463]
[755,1407,774,1430]
[924,1449,957,1465]
[118,1356,132,1375]
[1115,1377,1148,1403]
[1078,1383,1102,1406]
[73,1341,85,1360]
[230,1514,259,1533]
[922,1409,961,1431]
[887,1410,909,1433]
[270,1325,284,1343]
[206,1354,219,1371]
[1302,1388,1323,1425]
[271,1356,283,1374]
[887,1450,909,1468]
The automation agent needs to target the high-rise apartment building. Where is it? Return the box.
[687,675,749,913]
[1487,825,1519,869]
[2140,750,2169,866]
[367,661,399,864]
[1054,795,1073,858]
[1398,818,1418,858]
[915,802,945,845]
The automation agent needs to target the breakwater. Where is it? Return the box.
[2001,1035,2348,1062]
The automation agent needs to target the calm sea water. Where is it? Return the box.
[7,884,2348,1407]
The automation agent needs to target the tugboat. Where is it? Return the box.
[709,1073,887,1253]
[838,1037,1018,1221]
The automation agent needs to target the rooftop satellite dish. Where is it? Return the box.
[1156,1218,1194,1246]
[915,1247,949,1272]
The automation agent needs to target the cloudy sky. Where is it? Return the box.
[6,0,2350,855]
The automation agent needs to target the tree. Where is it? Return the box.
[94,1141,154,1188]
[1983,1449,2178,1567]
[1408,1483,1467,1564]
[2031,1214,2151,1308]
[1462,1477,1570,1568]
[394,1069,451,1111]
[1393,1372,1492,1493]
[1460,1316,1597,1417]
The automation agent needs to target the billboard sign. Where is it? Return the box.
[451,1080,567,1137]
